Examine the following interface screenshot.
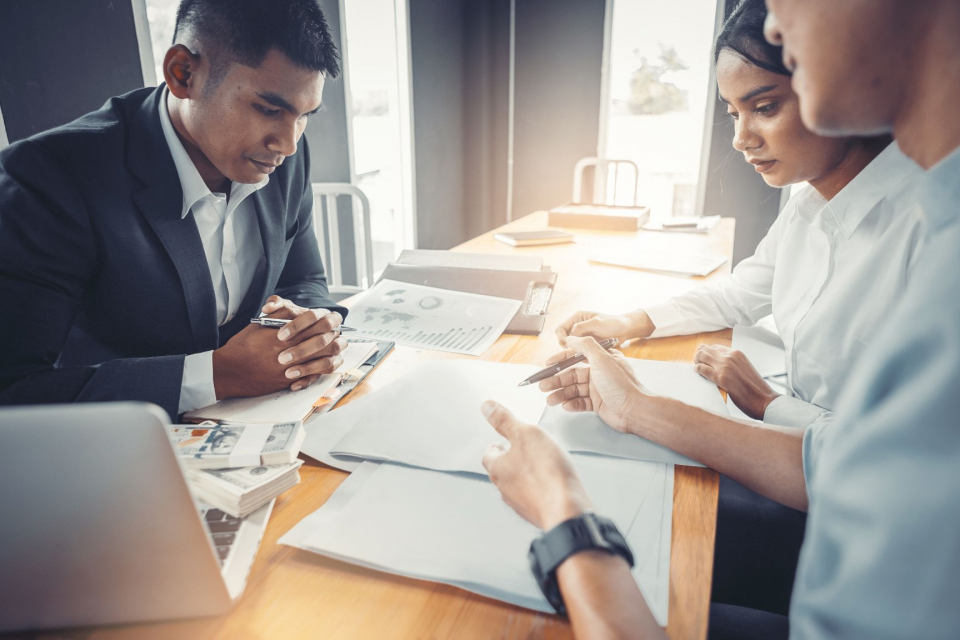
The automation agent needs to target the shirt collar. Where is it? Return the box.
[793,185,827,225]
[822,142,922,239]
[919,144,960,236]
[158,87,268,219]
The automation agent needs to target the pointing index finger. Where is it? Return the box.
[481,400,522,441]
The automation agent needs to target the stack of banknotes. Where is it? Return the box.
[166,422,306,516]
[167,422,306,468]
[188,461,303,517]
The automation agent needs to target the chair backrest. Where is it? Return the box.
[572,157,640,206]
[312,183,374,299]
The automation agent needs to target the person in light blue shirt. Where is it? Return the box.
[764,1,960,637]
[476,1,960,638]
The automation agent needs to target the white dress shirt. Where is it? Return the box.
[158,89,269,414]
[790,145,960,638]
[643,143,924,428]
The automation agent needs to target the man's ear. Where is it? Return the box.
[163,44,200,99]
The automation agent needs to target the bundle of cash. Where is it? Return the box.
[168,422,306,470]
[187,460,303,518]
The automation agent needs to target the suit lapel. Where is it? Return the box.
[253,183,286,296]
[127,87,219,351]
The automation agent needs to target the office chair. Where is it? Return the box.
[312,183,375,302]
[572,157,641,206]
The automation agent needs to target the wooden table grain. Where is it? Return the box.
[44,212,734,640]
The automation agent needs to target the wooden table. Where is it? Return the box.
[49,212,734,640]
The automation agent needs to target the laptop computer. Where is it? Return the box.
[0,402,273,632]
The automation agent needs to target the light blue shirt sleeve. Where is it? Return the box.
[790,149,960,639]
[764,394,829,429]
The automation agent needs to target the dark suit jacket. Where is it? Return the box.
[0,86,346,419]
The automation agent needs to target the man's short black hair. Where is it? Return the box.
[173,0,340,87]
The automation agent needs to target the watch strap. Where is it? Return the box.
[528,512,634,615]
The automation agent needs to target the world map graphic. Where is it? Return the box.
[362,306,419,330]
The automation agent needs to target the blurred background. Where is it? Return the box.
[0,0,782,283]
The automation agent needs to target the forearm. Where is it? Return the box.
[635,397,808,511]
[636,252,777,340]
[622,310,656,341]
[558,551,665,640]
[0,355,185,421]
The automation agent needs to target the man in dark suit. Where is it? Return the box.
[0,0,350,419]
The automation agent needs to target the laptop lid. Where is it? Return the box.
[0,402,233,632]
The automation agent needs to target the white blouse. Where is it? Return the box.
[644,143,925,428]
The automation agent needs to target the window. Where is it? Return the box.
[599,0,718,219]
[341,0,416,274]
[144,0,178,85]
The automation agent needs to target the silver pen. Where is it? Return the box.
[518,337,620,387]
[249,317,356,331]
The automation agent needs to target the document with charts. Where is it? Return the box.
[346,279,521,356]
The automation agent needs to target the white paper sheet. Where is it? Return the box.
[299,408,366,472]
[589,252,727,277]
[396,249,543,272]
[281,454,672,625]
[345,279,521,356]
[184,341,378,424]
[540,358,729,467]
[323,360,545,475]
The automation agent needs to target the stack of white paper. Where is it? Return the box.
[539,358,728,467]
[281,455,673,625]
[288,357,686,625]
[302,360,545,475]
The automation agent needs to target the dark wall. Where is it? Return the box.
[409,0,604,249]
[0,0,146,143]
[512,0,605,218]
[409,0,469,250]
[409,0,513,250]
[304,0,357,284]
[700,0,782,264]
[463,0,511,241]
[305,0,352,184]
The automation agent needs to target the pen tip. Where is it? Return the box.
[517,381,529,387]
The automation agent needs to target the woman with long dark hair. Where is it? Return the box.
[558,1,922,434]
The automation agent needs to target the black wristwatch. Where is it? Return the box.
[528,511,634,615]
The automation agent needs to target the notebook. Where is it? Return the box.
[494,230,575,247]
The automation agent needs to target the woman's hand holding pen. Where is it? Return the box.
[538,336,654,434]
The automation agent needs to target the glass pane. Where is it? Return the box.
[144,0,180,85]
[603,0,717,219]
[343,0,408,275]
